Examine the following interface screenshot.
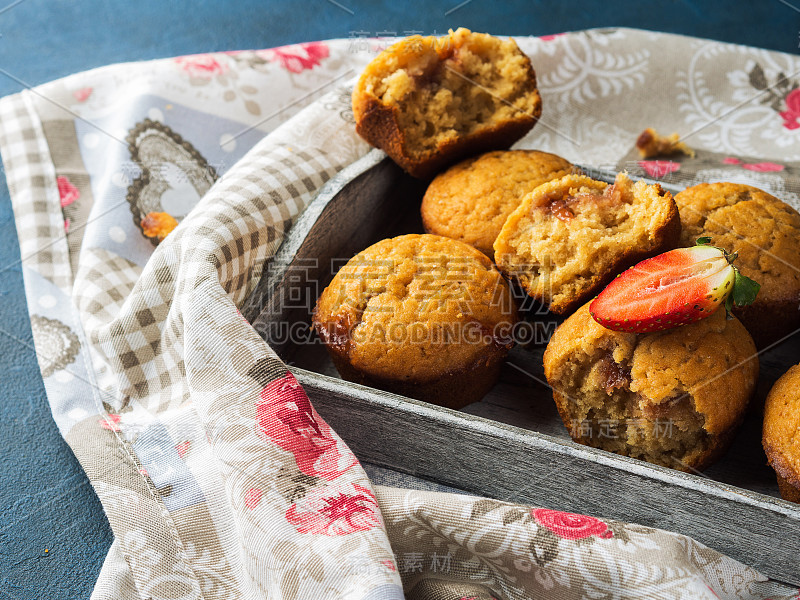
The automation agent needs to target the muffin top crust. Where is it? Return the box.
[421,150,577,256]
[314,234,517,383]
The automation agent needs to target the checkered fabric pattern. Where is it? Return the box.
[74,143,340,413]
[0,93,73,291]
[1,53,404,597]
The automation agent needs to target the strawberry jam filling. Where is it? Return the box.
[548,198,575,222]
[543,184,626,222]
[597,353,631,394]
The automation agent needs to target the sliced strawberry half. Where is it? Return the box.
[589,240,760,333]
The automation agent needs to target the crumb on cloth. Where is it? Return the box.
[636,127,695,159]
[141,211,179,242]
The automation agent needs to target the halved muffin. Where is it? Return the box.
[494,173,681,315]
[544,304,759,472]
[421,150,578,256]
[352,28,542,179]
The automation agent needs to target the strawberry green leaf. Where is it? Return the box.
[732,270,760,307]
[725,292,735,318]
[696,236,712,246]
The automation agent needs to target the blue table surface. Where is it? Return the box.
[0,1,797,597]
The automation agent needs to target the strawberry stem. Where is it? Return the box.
[696,237,760,317]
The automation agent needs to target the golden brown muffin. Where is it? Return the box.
[675,182,800,349]
[421,150,578,256]
[763,364,800,503]
[494,172,681,315]
[313,234,519,408]
[543,304,758,472]
[352,28,542,179]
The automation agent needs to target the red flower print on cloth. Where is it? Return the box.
[73,87,92,102]
[285,482,382,535]
[175,441,191,459]
[532,508,613,540]
[779,88,800,130]
[638,160,680,179]
[244,488,263,510]
[721,157,785,172]
[174,54,228,79]
[56,176,80,208]
[99,414,121,432]
[742,161,785,172]
[539,33,566,42]
[258,41,329,73]
[380,559,396,572]
[256,372,358,480]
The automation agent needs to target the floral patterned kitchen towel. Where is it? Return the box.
[0,29,799,600]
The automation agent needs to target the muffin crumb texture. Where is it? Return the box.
[353,28,541,178]
[494,172,681,314]
[544,304,758,471]
[421,150,578,256]
[636,127,695,158]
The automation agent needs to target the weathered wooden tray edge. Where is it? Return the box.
[296,366,800,583]
[247,148,800,585]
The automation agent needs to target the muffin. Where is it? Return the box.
[494,172,681,315]
[763,364,800,503]
[675,182,800,348]
[313,234,519,408]
[421,150,578,256]
[543,304,759,472]
[352,28,542,179]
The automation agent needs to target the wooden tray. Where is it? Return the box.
[243,149,800,585]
